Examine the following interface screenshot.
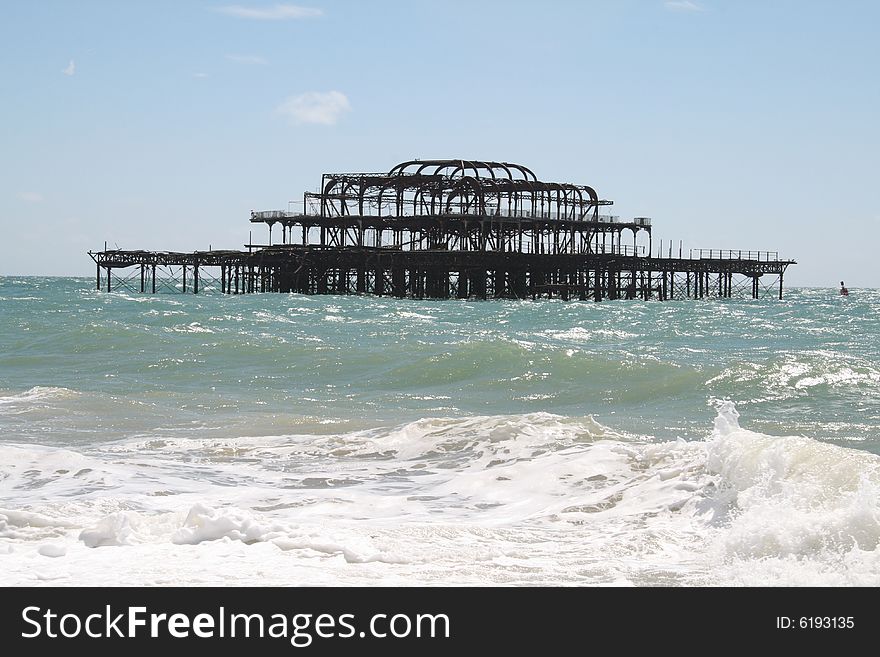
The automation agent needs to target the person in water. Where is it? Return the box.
[840,281,849,296]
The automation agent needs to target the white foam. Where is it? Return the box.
[0,386,78,407]
[396,311,436,321]
[545,327,637,341]
[0,405,878,585]
[172,504,283,545]
[165,322,214,333]
[79,513,136,547]
[171,504,409,564]
[0,508,79,529]
[703,401,880,582]
[38,543,67,558]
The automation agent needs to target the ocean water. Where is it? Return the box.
[1,277,879,586]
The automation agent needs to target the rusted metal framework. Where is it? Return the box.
[317,159,602,220]
[253,159,653,257]
[88,158,795,300]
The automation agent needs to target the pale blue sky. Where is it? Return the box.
[1,1,878,285]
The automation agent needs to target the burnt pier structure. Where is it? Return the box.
[89,159,795,301]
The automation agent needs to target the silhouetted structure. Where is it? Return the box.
[89,159,795,300]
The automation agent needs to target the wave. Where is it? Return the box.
[0,403,878,585]
[704,402,880,583]
[0,386,78,404]
[707,351,880,398]
[0,386,80,416]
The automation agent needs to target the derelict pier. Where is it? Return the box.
[89,159,795,301]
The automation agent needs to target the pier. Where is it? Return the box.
[89,159,795,301]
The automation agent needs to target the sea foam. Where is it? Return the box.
[1,403,877,585]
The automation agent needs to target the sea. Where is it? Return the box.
[1,277,878,586]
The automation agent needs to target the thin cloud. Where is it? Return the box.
[225,54,268,65]
[19,192,44,203]
[193,72,209,79]
[664,1,705,11]
[62,59,75,76]
[216,4,322,20]
[276,91,351,125]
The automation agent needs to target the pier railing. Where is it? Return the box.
[690,249,779,261]
[252,209,651,225]
[595,244,646,256]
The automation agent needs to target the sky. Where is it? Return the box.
[1,0,878,286]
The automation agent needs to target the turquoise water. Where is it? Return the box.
[2,278,878,449]
[1,277,879,585]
